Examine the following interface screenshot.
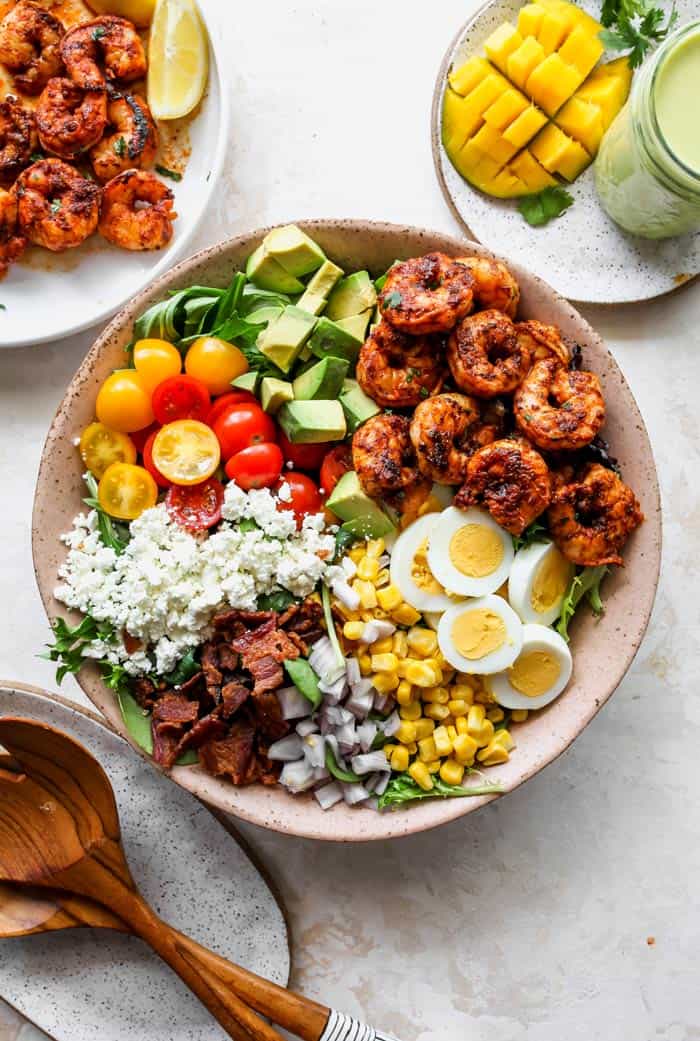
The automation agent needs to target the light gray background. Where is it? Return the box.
[1,1,699,1038]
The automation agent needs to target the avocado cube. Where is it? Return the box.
[335,309,372,342]
[257,305,317,374]
[260,376,294,414]
[294,291,327,317]
[246,304,284,327]
[263,224,326,278]
[293,357,349,401]
[232,371,260,392]
[277,400,347,443]
[304,259,344,296]
[325,271,377,320]
[246,244,305,294]
[325,471,396,538]
[339,379,380,433]
[308,316,363,365]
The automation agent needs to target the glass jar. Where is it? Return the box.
[595,21,700,239]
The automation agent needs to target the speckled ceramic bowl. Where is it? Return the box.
[32,221,661,842]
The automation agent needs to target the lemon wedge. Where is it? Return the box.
[148,0,209,120]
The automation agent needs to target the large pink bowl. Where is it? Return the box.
[32,221,661,841]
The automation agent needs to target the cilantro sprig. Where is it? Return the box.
[518,187,574,227]
[599,0,678,68]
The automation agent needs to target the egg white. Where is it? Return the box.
[437,595,523,675]
[389,514,462,613]
[508,540,574,626]
[427,506,514,598]
[423,611,443,631]
[488,624,573,710]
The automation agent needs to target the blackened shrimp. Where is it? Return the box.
[514,357,605,451]
[409,391,499,485]
[455,438,552,536]
[0,185,26,276]
[0,96,36,178]
[0,0,63,95]
[516,319,570,366]
[99,168,175,250]
[352,413,426,499]
[379,252,474,334]
[15,157,100,250]
[356,320,444,408]
[61,15,147,90]
[447,309,532,398]
[35,76,107,158]
[90,90,157,182]
[547,463,644,566]
[455,255,520,317]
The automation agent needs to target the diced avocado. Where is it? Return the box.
[284,658,322,709]
[260,376,294,414]
[257,305,317,374]
[263,225,326,278]
[308,316,363,365]
[325,271,377,320]
[277,400,346,443]
[247,304,284,326]
[339,379,380,433]
[298,343,313,363]
[232,371,260,392]
[246,244,305,295]
[297,259,344,315]
[335,309,372,342]
[293,357,349,401]
[294,291,326,316]
[326,471,396,538]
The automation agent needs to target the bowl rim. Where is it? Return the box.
[32,219,662,841]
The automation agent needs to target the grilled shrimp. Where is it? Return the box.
[35,76,107,158]
[0,0,63,95]
[15,157,100,249]
[514,357,605,452]
[356,320,444,408]
[409,391,499,485]
[352,413,427,500]
[90,90,157,182]
[547,463,644,566]
[516,320,570,366]
[0,185,26,275]
[455,438,552,536]
[378,252,474,334]
[0,96,36,178]
[61,15,146,90]
[99,168,175,250]
[455,255,520,318]
[448,309,532,398]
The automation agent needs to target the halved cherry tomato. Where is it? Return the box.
[79,422,137,479]
[277,431,327,472]
[132,338,182,393]
[152,375,211,426]
[97,462,158,520]
[274,472,322,527]
[130,422,158,454]
[213,403,276,461]
[96,370,154,433]
[166,478,224,532]
[225,442,284,490]
[185,337,249,396]
[206,390,258,428]
[142,429,171,488]
[151,420,221,486]
[320,444,353,497]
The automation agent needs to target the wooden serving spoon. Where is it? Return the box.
[0,719,399,1041]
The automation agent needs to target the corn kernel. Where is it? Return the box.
[405,661,441,687]
[467,704,486,736]
[372,672,399,694]
[451,683,475,705]
[349,547,364,563]
[477,741,510,766]
[446,724,457,742]
[358,652,372,676]
[453,733,478,765]
[456,673,477,689]
[422,686,449,704]
[371,636,394,654]
[414,717,435,740]
[396,721,417,744]
[405,741,418,755]
[475,688,496,705]
[375,568,391,587]
[440,759,465,786]
[425,703,450,721]
[477,719,495,747]
[456,717,469,736]
[371,652,399,673]
[418,736,438,762]
[399,701,422,721]
[390,745,409,772]
[376,584,403,611]
[353,579,377,609]
[383,743,397,757]
[406,627,438,658]
[487,706,505,723]
[426,760,441,774]
[357,556,379,582]
[335,601,360,621]
[492,728,515,751]
[433,725,453,757]
[511,709,529,722]
[448,699,469,717]
[408,761,433,791]
[392,631,408,657]
[391,602,422,625]
[343,621,365,641]
[366,538,385,559]
[395,679,413,703]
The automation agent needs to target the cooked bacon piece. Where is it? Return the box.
[231,624,300,669]
[201,641,223,701]
[248,654,283,696]
[152,725,179,769]
[228,615,277,656]
[251,689,288,741]
[278,598,323,634]
[173,712,228,760]
[132,675,157,710]
[212,608,275,630]
[151,693,199,768]
[172,670,205,698]
[198,722,256,784]
[217,645,239,671]
[220,681,250,719]
[287,630,310,656]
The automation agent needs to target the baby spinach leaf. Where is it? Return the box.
[161,648,200,687]
[257,589,296,611]
[43,614,116,684]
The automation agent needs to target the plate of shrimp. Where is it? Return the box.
[0,0,228,347]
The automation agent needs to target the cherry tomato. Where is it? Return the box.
[274,472,322,527]
[129,422,158,454]
[142,430,171,488]
[79,422,137,479]
[97,463,158,520]
[206,390,258,428]
[184,337,249,396]
[213,403,277,461]
[166,478,224,532]
[152,375,211,426]
[225,442,284,490]
[320,444,353,497]
[132,338,182,393]
[151,420,221,486]
[96,370,154,433]
[277,431,327,471]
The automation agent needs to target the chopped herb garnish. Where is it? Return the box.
[50,198,62,214]
[382,290,402,309]
[518,186,574,227]
[114,136,127,158]
[30,151,43,162]
[599,0,678,67]
[155,164,183,182]
[92,25,106,40]
[419,386,430,399]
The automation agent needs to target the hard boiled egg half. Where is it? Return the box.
[389,514,462,613]
[488,624,573,710]
[438,595,523,674]
[428,506,514,598]
[508,540,574,626]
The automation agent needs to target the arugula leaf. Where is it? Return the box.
[258,589,296,612]
[518,187,574,227]
[161,648,200,687]
[83,472,131,554]
[378,772,505,810]
[44,614,116,683]
[238,282,291,316]
[556,565,609,641]
[512,520,549,553]
[599,0,678,67]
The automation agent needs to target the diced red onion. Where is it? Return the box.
[357,721,378,753]
[277,685,311,721]
[331,577,360,611]
[380,709,401,737]
[268,734,305,761]
[335,721,357,755]
[309,636,346,683]
[324,705,353,726]
[313,766,330,781]
[342,783,370,805]
[372,771,391,796]
[279,759,316,792]
[341,557,357,579]
[325,734,349,770]
[373,692,396,714]
[346,657,361,686]
[318,673,348,700]
[302,733,326,769]
[345,684,374,720]
[350,751,391,775]
[295,718,318,737]
[377,553,390,569]
[359,619,396,645]
[314,782,344,810]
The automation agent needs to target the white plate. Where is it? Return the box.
[0,3,229,349]
[431,0,700,303]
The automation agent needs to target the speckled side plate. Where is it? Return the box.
[32,220,661,842]
[431,0,699,303]
[0,683,290,1041]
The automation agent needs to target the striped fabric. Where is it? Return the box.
[320,1009,401,1041]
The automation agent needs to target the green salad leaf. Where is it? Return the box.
[44,614,116,683]
[378,773,505,810]
[117,687,154,753]
[83,472,131,554]
[258,589,296,612]
[512,520,549,553]
[161,648,200,687]
[556,565,609,641]
[325,744,360,783]
[518,187,574,227]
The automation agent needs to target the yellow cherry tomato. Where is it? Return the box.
[132,338,182,393]
[79,422,137,479]
[96,370,155,433]
[151,419,221,486]
[98,463,158,520]
[184,337,249,396]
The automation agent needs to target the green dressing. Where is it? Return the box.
[654,29,700,173]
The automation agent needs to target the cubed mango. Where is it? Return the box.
[526,53,583,115]
[531,123,591,180]
[507,36,547,90]
[484,22,523,74]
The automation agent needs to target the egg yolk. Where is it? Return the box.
[508,650,561,697]
[412,538,445,596]
[449,524,504,578]
[451,609,506,660]
[531,548,571,613]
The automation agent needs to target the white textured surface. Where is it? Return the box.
[0,0,699,1038]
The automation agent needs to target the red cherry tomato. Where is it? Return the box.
[274,472,322,527]
[278,431,327,471]
[130,422,158,454]
[225,442,284,490]
[152,375,211,426]
[165,478,225,532]
[206,390,258,428]
[142,430,171,489]
[320,444,353,497]
[213,403,277,461]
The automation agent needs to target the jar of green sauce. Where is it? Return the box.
[595,21,700,239]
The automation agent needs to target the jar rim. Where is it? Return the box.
[648,20,700,185]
